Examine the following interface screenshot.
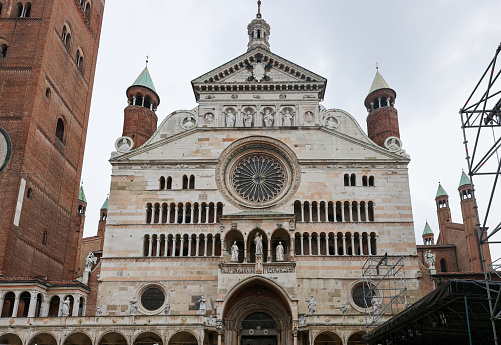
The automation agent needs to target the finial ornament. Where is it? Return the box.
[376,62,379,70]
[146,55,149,66]
[257,0,262,18]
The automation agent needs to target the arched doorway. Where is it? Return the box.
[168,331,197,345]
[241,312,277,345]
[134,332,162,345]
[99,332,128,345]
[0,333,22,345]
[347,331,365,345]
[29,333,57,345]
[314,331,342,345]
[223,277,293,345]
[64,332,92,345]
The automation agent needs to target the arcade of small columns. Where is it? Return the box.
[146,202,223,224]
[0,291,86,318]
[142,230,377,259]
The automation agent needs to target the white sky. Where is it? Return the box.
[82,0,501,258]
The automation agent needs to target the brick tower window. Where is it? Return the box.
[0,4,2,16]
[76,49,84,71]
[62,25,71,47]
[55,118,65,143]
[84,2,91,18]
[15,2,30,17]
[26,188,32,199]
[45,87,51,99]
[0,44,6,58]
[42,231,47,246]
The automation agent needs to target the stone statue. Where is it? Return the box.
[204,112,214,123]
[244,111,253,127]
[424,250,436,269]
[85,252,96,270]
[130,297,138,316]
[255,234,263,255]
[198,296,206,315]
[118,138,131,152]
[340,303,347,316]
[263,109,274,127]
[224,109,235,127]
[164,303,170,315]
[183,117,195,128]
[96,305,102,316]
[371,296,382,315]
[283,109,294,126]
[276,241,284,261]
[299,315,306,325]
[325,116,338,129]
[231,241,239,262]
[306,295,316,314]
[61,297,71,317]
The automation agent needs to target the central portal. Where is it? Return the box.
[241,313,277,345]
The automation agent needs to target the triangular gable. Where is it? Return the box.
[191,47,327,100]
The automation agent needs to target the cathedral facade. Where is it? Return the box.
[0,4,422,345]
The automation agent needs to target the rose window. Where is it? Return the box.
[231,156,286,203]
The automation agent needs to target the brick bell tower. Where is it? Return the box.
[435,183,451,243]
[0,0,104,279]
[458,171,491,272]
[365,69,400,147]
[123,65,160,149]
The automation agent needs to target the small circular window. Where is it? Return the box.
[141,287,165,311]
[352,284,374,308]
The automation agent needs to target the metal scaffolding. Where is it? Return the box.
[460,43,501,345]
[362,255,409,331]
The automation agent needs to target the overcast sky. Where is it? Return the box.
[81,0,501,257]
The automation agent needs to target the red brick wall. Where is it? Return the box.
[0,0,104,279]
[365,89,399,147]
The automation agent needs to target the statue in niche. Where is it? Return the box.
[255,234,263,255]
[276,241,284,261]
[204,112,214,123]
[223,109,236,127]
[244,110,253,127]
[303,111,314,123]
[299,315,306,325]
[325,116,338,129]
[282,109,295,127]
[306,295,316,315]
[130,297,138,316]
[198,296,206,315]
[231,241,239,262]
[61,297,71,317]
[263,109,274,127]
[183,116,195,128]
[424,250,436,269]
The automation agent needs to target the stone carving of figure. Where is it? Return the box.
[183,117,195,128]
[130,297,138,316]
[96,305,102,316]
[306,295,316,315]
[283,109,294,127]
[424,250,436,270]
[386,137,401,152]
[61,297,71,317]
[224,109,236,127]
[371,296,381,315]
[340,303,347,316]
[198,296,206,315]
[231,241,239,262]
[255,234,263,255]
[244,110,253,127]
[164,303,170,315]
[264,109,274,127]
[299,315,306,325]
[85,252,96,271]
[325,116,338,129]
[204,112,214,123]
[276,241,284,261]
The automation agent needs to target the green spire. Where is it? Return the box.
[368,70,391,95]
[78,186,87,203]
[423,221,434,235]
[459,171,471,188]
[101,196,109,210]
[132,66,157,93]
[436,183,448,198]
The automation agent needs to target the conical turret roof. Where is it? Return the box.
[436,183,448,198]
[132,67,157,93]
[368,70,391,95]
[101,196,109,210]
[423,221,434,235]
[78,186,87,203]
[459,171,471,188]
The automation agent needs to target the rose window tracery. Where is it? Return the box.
[231,155,286,203]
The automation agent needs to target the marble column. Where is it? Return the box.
[27,292,37,317]
[349,204,353,222]
[359,235,363,256]
[57,295,64,317]
[334,235,338,256]
[164,237,168,257]
[166,205,171,224]
[212,237,216,256]
[220,239,224,259]
[342,234,347,256]
[190,206,194,224]
[341,204,345,222]
[308,234,312,256]
[152,206,157,224]
[180,238,184,257]
[325,236,329,255]
[148,237,153,257]
[174,206,179,224]
[357,204,361,222]
[182,206,187,224]
[206,207,210,224]
[369,237,373,256]
[188,237,192,257]
[324,203,328,222]
[156,237,161,256]
[333,204,337,222]
[301,204,305,222]
[144,206,148,223]
[351,235,355,256]
[300,235,304,255]
[317,236,321,255]
[171,237,176,257]
[71,295,80,316]
[0,292,4,317]
[317,204,321,222]
[159,206,163,224]
[244,239,248,262]
[213,204,217,224]
[198,206,202,224]
[196,237,200,256]
[204,236,208,257]
[309,204,313,223]
[365,204,369,222]
[267,237,271,262]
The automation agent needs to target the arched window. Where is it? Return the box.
[182,175,188,189]
[344,174,349,186]
[257,29,261,38]
[42,231,47,246]
[45,87,51,99]
[84,2,91,18]
[166,176,172,189]
[440,258,447,272]
[15,2,23,17]
[0,44,7,58]
[350,173,356,186]
[189,175,195,189]
[362,176,368,186]
[0,4,3,16]
[55,118,65,143]
[144,97,151,110]
[76,49,84,71]
[135,95,143,106]
[62,25,71,47]
[369,176,375,186]
[26,188,32,199]
[159,176,165,190]
[23,2,30,17]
